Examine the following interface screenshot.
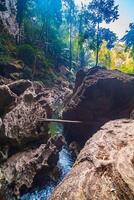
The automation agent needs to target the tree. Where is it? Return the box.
[64,0,76,69]
[95,28,117,67]
[88,0,119,66]
[99,28,117,49]
[77,4,89,68]
[122,23,134,59]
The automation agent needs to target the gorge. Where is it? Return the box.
[1,0,134,199]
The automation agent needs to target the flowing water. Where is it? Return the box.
[21,122,74,200]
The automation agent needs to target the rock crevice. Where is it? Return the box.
[0,77,66,199]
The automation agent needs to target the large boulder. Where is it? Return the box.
[2,94,48,146]
[0,84,53,146]
[50,119,134,200]
[0,136,64,199]
[0,79,32,117]
[63,67,134,146]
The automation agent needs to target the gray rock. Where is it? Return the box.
[0,0,19,36]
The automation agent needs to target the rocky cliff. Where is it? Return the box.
[0,77,68,199]
[0,0,19,36]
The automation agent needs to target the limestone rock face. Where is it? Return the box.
[0,136,64,199]
[2,94,48,146]
[0,82,54,147]
[0,0,19,36]
[0,77,66,199]
[63,67,134,146]
[50,119,134,200]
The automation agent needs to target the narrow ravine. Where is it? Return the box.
[21,122,74,200]
[21,146,74,200]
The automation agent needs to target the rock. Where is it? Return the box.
[8,80,32,96]
[0,76,12,85]
[63,67,134,146]
[0,62,23,79]
[0,80,68,147]
[0,85,17,117]
[0,136,64,199]
[0,0,19,36]
[2,91,49,146]
[69,141,81,158]
[50,119,134,200]
[0,145,8,163]
[130,109,134,119]
[74,69,86,92]
[0,77,69,198]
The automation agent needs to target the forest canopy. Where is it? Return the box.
[0,0,134,82]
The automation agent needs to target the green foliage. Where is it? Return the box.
[21,66,33,79]
[17,44,36,67]
[0,33,16,65]
[122,23,134,60]
[2,0,134,83]
[99,42,134,74]
[0,55,13,64]
[88,0,119,24]
[16,0,28,28]
[87,0,119,65]
[48,122,62,136]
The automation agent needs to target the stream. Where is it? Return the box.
[21,122,74,200]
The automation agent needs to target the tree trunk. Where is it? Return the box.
[69,22,72,70]
[96,22,100,67]
[79,14,85,69]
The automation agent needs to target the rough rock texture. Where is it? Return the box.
[63,67,134,146]
[0,0,19,36]
[0,81,53,147]
[0,85,17,117]
[0,77,68,199]
[8,80,32,96]
[2,93,48,146]
[0,136,64,199]
[50,119,134,200]
[74,69,86,92]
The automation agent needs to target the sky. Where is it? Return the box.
[75,0,134,39]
